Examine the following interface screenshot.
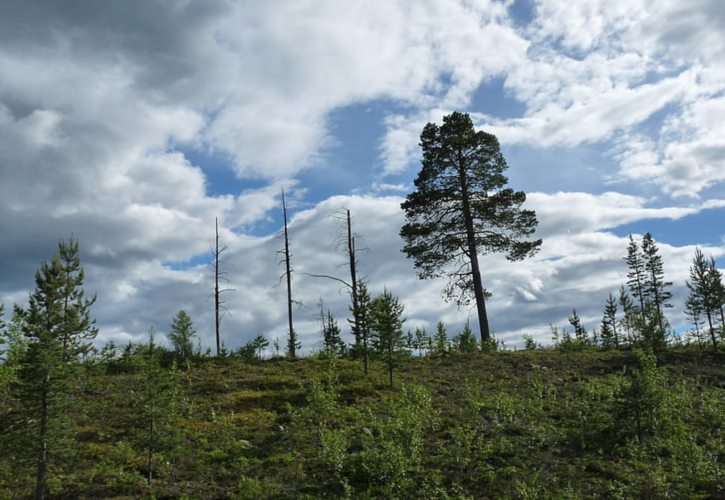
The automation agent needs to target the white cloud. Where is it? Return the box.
[616,95,725,197]
[1,1,723,355]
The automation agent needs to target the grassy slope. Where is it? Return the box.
[2,348,723,498]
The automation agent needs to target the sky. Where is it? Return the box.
[1,0,723,352]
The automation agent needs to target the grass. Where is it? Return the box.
[1,347,723,498]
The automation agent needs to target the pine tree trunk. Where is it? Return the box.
[147,404,155,486]
[705,311,717,351]
[34,374,49,500]
[388,343,393,388]
[458,156,490,343]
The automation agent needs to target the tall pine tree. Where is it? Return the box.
[19,238,96,499]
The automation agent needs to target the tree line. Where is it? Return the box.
[546,233,725,353]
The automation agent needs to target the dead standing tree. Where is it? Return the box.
[305,208,371,374]
[278,190,299,358]
[212,217,233,356]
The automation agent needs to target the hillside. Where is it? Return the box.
[1,348,723,498]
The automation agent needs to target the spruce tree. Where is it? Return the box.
[568,308,587,345]
[251,334,269,359]
[369,289,406,388]
[625,235,647,336]
[134,328,179,487]
[618,286,637,345]
[349,280,372,375]
[602,293,619,349]
[452,320,478,353]
[433,321,449,356]
[319,302,344,356]
[641,233,672,351]
[168,310,196,363]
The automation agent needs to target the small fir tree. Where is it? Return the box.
[601,293,619,349]
[452,320,478,353]
[568,309,587,345]
[168,310,196,363]
[349,281,372,375]
[134,327,180,487]
[251,334,269,359]
[433,321,449,356]
[369,289,406,388]
[319,303,345,356]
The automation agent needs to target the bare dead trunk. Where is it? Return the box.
[214,217,221,356]
[282,190,296,358]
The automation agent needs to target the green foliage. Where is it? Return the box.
[617,351,668,442]
[551,324,584,352]
[568,308,589,345]
[355,385,433,496]
[369,289,406,387]
[56,237,98,361]
[624,233,673,353]
[522,334,538,350]
[349,280,372,373]
[21,238,97,497]
[168,309,196,362]
[132,328,180,486]
[601,293,619,349]
[641,233,672,350]
[319,303,345,357]
[413,326,431,356]
[686,248,723,350]
[0,305,29,387]
[452,320,478,353]
[1,337,723,498]
[432,321,449,356]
